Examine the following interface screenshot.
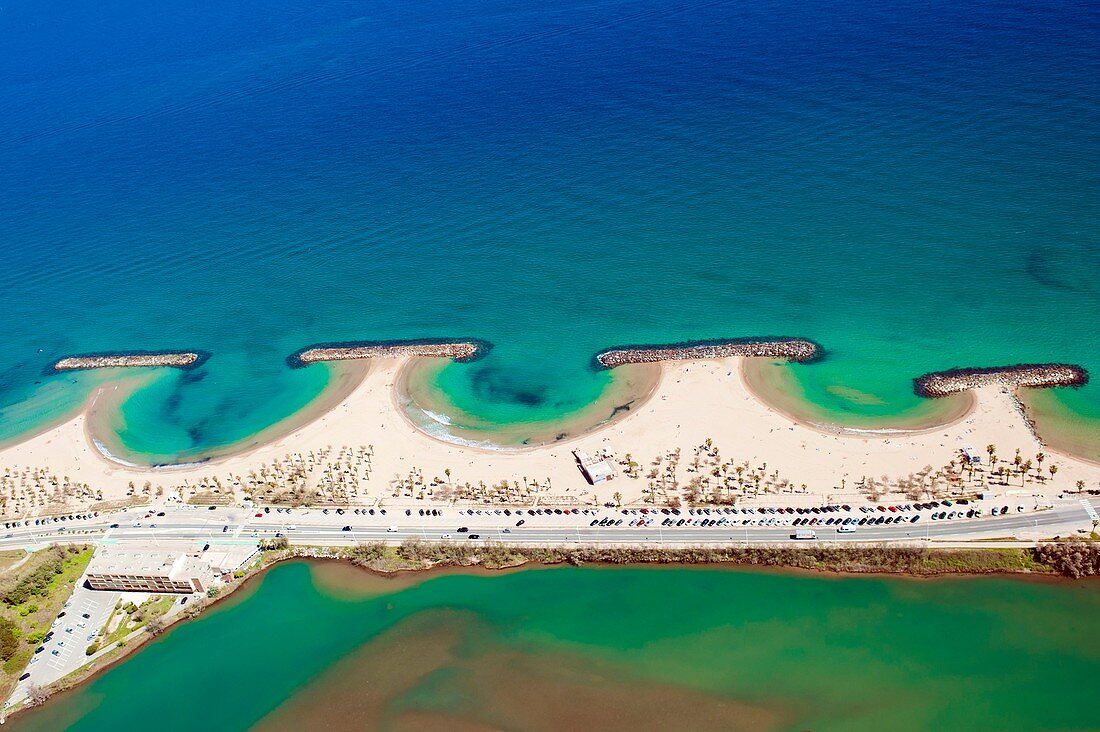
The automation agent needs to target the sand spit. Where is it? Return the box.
[596,338,820,368]
[291,340,489,367]
[915,364,1089,398]
[52,352,203,371]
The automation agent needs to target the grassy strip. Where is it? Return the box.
[0,551,27,575]
[256,539,1100,578]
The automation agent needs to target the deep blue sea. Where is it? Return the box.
[0,0,1097,462]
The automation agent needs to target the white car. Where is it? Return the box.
[837,526,857,534]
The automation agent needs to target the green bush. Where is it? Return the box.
[2,547,67,605]
[350,542,387,562]
[85,642,100,656]
[1034,540,1100,578]
[2,649,31,675]
[0,618,20,661]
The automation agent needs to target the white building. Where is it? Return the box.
[573,450,615,485]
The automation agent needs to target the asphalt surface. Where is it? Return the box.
[16,586,120,702]
[1,499,1094,548]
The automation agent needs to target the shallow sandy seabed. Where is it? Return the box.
[1016,389,1100,465]
[397,357,662,449]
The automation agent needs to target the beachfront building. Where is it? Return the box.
[573,450,615,485]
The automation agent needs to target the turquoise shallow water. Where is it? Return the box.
[0,0,1097,462]
[12,563,1100,731]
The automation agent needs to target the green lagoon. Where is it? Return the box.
[14,562,1100,731]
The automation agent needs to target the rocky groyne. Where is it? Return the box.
[914,364,1088,397]
[595,338,820,368]
[52,352,204,372]
[290,339,490,367]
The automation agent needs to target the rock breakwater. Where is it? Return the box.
[914,364,1088,397]
[290,339,490,367]
[53,352,204,371]
[595,338,820,368]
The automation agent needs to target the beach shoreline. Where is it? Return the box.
[0,355,1096,518]
[741,359,978,438]
[84,361,372,469]
[1016,389,1100,467]
[395,357,663,452]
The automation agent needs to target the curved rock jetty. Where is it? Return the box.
[914,364,1088,397]
[596,338,820,368]
[292,339,489,367]
[53,352,202,371]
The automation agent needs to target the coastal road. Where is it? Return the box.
[0,500,1094,549]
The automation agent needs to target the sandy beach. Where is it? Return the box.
[0,356,1097,517]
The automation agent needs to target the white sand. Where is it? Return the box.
[1,357,1096,514]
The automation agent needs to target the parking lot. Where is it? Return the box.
[13,584,120,703]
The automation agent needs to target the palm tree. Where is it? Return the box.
[613,491,622,507]
[1049,464,1058,482]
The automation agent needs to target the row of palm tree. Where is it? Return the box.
[983,444,1061,487]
